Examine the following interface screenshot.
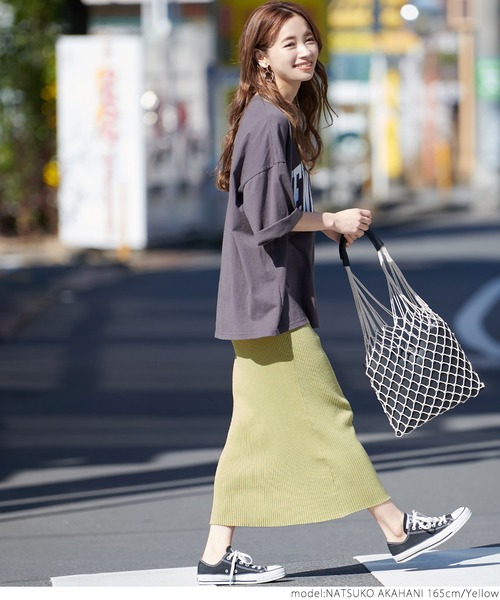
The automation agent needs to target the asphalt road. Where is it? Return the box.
[0,214,499,589]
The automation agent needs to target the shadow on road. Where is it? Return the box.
[0,253,498,516]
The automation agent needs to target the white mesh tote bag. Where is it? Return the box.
[339,230,484,437]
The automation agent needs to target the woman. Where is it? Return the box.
[197,1,471,586]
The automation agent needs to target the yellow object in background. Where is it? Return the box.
[217,0,327,64]
[43,160,59,188]
[384,68,403,179]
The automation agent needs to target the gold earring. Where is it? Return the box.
[263,64,275,83]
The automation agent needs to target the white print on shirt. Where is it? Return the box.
[291,163,314,213]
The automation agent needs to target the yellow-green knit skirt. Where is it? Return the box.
[210,324,390,527]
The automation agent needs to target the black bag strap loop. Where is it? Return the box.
[339,229,385,267]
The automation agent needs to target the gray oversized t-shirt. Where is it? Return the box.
[215,96,319,340]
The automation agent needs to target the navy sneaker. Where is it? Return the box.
[197,546,286,585]
[388,506,472,563]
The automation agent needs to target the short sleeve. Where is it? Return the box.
[241,162,303,246]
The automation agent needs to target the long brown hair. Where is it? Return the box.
[215,1,335,192]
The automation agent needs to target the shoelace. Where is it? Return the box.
[226,549,263,585]
[408,511,448,531]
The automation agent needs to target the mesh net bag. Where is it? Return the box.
[339,230,484,437]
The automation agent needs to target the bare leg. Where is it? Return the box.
[201,525,235,564]
[368,500,406,542]
[201,502,404,564]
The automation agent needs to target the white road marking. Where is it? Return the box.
[51,566,197,587]
[50,547,500,588]
[356,547,500,586]
[454,276,500,366]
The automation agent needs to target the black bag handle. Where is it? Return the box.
[339,229,385,267]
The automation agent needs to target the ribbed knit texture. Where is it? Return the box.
[210,324,390,527]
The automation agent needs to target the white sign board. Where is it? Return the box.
[57,36,146,250]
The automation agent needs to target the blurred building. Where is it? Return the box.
[56,0,499,251]
[57,0,221,252]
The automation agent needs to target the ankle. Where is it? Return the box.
[385,513,406,543]
[201,547,227,565]
[201,525,235,565]
[386,526,406,543]
[368,501,406,543]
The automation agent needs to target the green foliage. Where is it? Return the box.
[0,0,65,235]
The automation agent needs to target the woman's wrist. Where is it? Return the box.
[292,211,324,232]
[321,212,336,232]
[292,211,339,233]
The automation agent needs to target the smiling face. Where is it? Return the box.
[256,15,319,102]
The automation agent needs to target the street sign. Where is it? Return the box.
[476,58,500,102]
[57,36,147,251]
[328,0,420,54]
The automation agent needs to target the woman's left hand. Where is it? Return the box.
[322,230,358,248]
[322,230,341,243]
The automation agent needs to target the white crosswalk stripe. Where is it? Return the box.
[355,547,500,586]
[51,566,197,587]
[50,547,500,588]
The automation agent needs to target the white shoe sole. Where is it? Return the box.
[393,506,472,563]
[197,566,286,585]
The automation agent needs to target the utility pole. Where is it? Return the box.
[447,0,476,185]
[474,0,500,210]
[141,0,171,35]
[370,0,390,203]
